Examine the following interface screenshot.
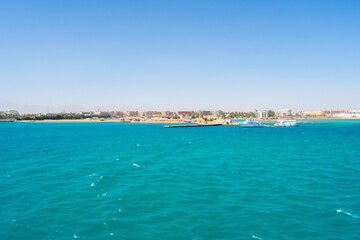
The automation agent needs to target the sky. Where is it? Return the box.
[0,0,359,113]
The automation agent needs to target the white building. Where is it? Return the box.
[258,110,269,118]
[333,110,360,118]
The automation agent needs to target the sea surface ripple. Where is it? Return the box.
[0,120,359,239]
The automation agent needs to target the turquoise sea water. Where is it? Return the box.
[1,120,359,240]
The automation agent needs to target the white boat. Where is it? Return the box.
[240,119,264,128]
[274,119,299,127]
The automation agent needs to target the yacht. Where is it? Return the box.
[274,119,299,127]
[240,119,264,128]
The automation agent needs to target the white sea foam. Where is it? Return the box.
[133,163,140,168]
[90,183,95,187]
[252,235,262,240]
[116,158,119,161]
[74,233,78,238]
[110,233,114,236]
[95,176,103,183]
[101,193,107,197]
[118,209,122,213]
[337,209,358,218]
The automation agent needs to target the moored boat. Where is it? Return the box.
[274,119,299,127]
[240,119,264,128]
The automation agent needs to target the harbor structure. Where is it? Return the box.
[164,123,222,128]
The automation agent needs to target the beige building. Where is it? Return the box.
[305,110,322,116]
[276,109,292,117]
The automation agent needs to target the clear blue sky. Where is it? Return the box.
[1,0,359,113]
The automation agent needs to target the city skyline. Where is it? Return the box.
[1,0,359,112]
[1,100,358,115]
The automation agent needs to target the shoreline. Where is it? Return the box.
[11,117,360,123]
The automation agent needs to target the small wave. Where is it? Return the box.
[115,158,119,161]
[101,193,107,197]
[74,233,78,238]
[118,209,122,213]
[95,176,103,183]
[336,209,358,218]
[110,233,114,236]
[137,144,140,147]
[133,163,140,168]
[90,183,95,187]
[252,235,262,240]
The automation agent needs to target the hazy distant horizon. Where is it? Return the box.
[1,1,359,113]
[1,100,359,114]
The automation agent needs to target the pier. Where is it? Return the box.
[164,123,222,128]
[164,123,279,128]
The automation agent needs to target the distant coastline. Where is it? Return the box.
[11,116,360,124]
[2,109,360,124]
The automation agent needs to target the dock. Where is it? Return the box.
[164,123,222,128]
[164,123,290,128]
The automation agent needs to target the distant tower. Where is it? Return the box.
[324,104,327,116]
